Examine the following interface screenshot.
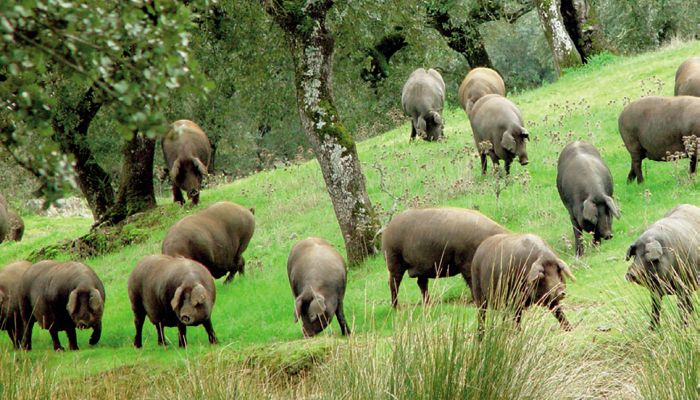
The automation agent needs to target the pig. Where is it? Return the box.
[7,210,24,242]
[18,260,105,351]
[287,237,350,337]
[0,204,7,245]
[128,254,218,348]
[625,204,700,330]
[556,141,621,256]
[161,119,212,205]
[458,67,506,115]
[382,207,509,308]
[471,233,576,334]
[618,96,700,184]
[401,68,446,141]
[162,201,255,283]
[675,57,700,97]
[469,94,530,174]
[0,260,31,348]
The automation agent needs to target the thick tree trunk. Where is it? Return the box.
[560,0,615,62]
[52,85,115,220]
[95,133,157,227]
[426,4,494,69]
[262,0,380,265]
[535,0,583,75]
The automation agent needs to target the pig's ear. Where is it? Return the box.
[190,284,207,306]
[527,256,545,284]
[501,130,516,153]
[583,197,598,225]
[520,127,529,140]
[558,259,576,283]
[89,289,103,312]
[294,296,303,323]
[67,289,79,314]
[170,159,181,180]
[309,295,327,322]
[171,286,185,310]
[605,195,621,219]
[645,240,663,262]
[625,244,636,261]
[193,157,208,176]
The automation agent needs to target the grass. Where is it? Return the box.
[2,40,700,398]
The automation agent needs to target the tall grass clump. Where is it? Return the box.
[614,266,700,400]
[313,307,586,399]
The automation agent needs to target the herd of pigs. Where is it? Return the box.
[1,57,700,351]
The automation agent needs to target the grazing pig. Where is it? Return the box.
[557,141,621,256]
[7,210,24,242]
[19,261,105,351]
[458,67,506,115]
[0,204,7,245]
[162,201,255,283]
[619,96,700,184]
[625,204,700,330]
[382,207,509,308]
[675,57,700,97]
[287,237,350,337]
[401,68,446,141]
[128,254,218,348]
[471,233,576,333]
[0,260,31,348]
[470,94,530,174]
[162,119,212,205]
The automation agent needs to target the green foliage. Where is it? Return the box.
[0,0,212,203]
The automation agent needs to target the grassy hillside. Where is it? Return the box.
[2,40,700,399]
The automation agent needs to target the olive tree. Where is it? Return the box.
[0,0,210,224]
[260,0,380,265]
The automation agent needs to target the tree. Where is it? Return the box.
[0,0,210,224]
[260,0,380,265]
[560,0,615,62]
[534,0,583,75]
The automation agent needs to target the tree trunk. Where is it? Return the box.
[426,4,494,69]
[560,0,616,62]
[361,28,408,87]
[535,0,583,76]
[52,85,115,220]
[95,133,157,227]
[262,0,380,265]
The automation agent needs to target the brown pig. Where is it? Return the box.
[619,96,700,184]
[458,67,506,115]
[287,237,350,338]
[675,57,700,97]
[470,94,529,174]
[471,233,576,333]
[162,201,255,283]
[382,207,509,308]
[7,210,24,242]
[19,261,105,351]
[162,119,212,205]
[128,254,218,348]
[0,260,31,348]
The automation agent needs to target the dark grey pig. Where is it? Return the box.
[287,237,350,337]
[128,254,218,348]
[162,119,212,205]
[625,204,700,330]
[382,207,509,308]
[470,94,529,174]
[401,68,445,141]
[0,260,31,348]
[675,57,700,97]
[471,233,576,334]
[619,96,700,184]
[557,141,621,256]
[19,261,105,351]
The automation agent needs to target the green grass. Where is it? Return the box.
[2,40,700,398]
